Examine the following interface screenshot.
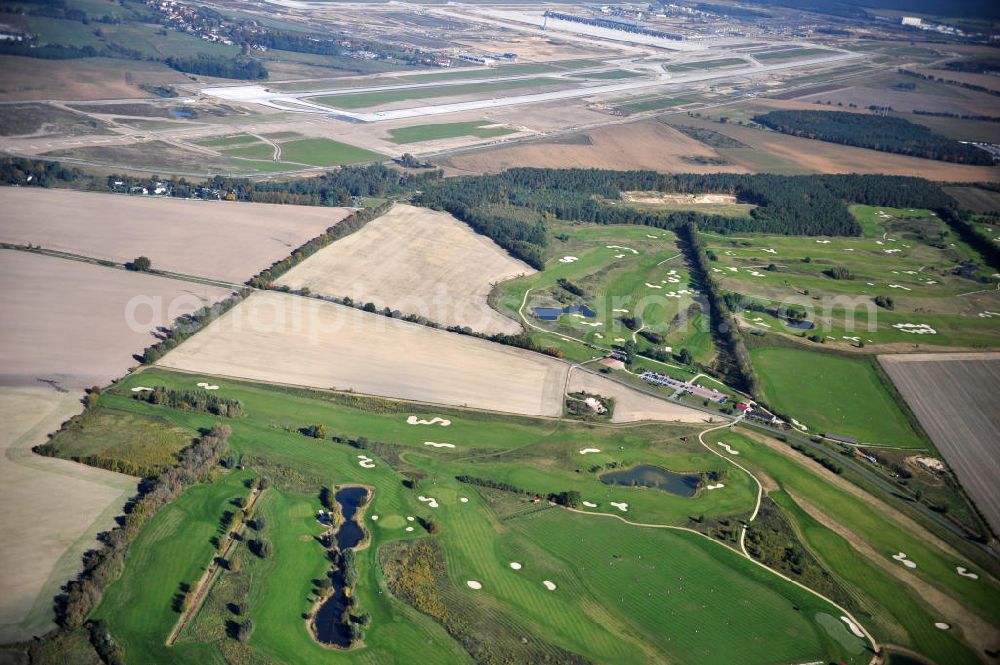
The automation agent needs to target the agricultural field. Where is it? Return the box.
[386,120,516,144]
[879,353,1000,533]
[275,204,535,335]
[61,368,874,664]
[0,250,232,390]
[701,205,1000,349]
[0,56,186,102]
[0,188,352,283]
[750,347,925,446]
[0,386,134,643]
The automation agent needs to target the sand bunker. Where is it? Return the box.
[130,386,153,393]
[606,245,638,254]
[418,496,440,508]
[840,616,864,638]
[579,448,601,455]
[559,256,579,263]
[423,441,456,448]
[405,526,414,532]
[543,580,557,591]
[509,562,522,570]
[892,552,917,569]
[459,497,469,503]
[892,322,935,334]
[956,567,980,579]
[408,416,452,426]
[357,455,376,469]
[371,515,379,521]
[582,501,598,508]
[466,580,482,590]
[610,502,629,512]
[717,442,739,455]
[705,483,725,490]
[407,516,415,521]
[935,622,950,630]
[196,382,220,390]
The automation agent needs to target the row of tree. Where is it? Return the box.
[131,386,244,418]
[140,292,246,365]
[56,424,231,629]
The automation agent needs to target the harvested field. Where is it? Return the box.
[276,204,532,334]
[0,385,134,642]
[442,120,748,175]
[0,56,185,102]
[0,188,352,283]
[566,368,706,423]
[157,290,569,416]
[943,186,1000,213]
[879,353,1000,534]
[0,250,233,390]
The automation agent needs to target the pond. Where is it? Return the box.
[783,318,815,330]
[532,304,597,321]
[600,465,700,497]
[313,486,369,647]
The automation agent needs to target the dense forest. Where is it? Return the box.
[164,55,267,80]
[753,110,993,165]
[415,168,956,267]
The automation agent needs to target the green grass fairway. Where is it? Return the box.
[751,347,923,446]
[275,138,383,167]
[311,78,568,110]
[387,120,515,144]
[76,367,870,664]
[755,48,833,61]
[666,58,746,73]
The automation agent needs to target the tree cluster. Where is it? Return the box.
[754,109,993,165]
[132,386,243,417]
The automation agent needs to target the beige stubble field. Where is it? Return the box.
[276,204,534,334]
[0,188,352,283]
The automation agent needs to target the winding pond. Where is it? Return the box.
[600,465,700,497]
[313,486,369,647]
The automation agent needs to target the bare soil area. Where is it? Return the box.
[276,204,531,334]
[0,250,233,390]
[157,291,569,417]
[0,188,351,283]
[441,120,748,175]
[567,368,706,423]
[0,56,185,102]
[0,386,134,642]
[878,353,1000,535]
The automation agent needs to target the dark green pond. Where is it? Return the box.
[600,465,700,497]
[314,486,368,647]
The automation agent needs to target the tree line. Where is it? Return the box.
[140,292,247,365]
[132,386,244,418]
[55,424,232,630]
[754,109,993,165]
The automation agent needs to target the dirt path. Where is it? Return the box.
[739,429,980,569]
[166,484,265,646]
[250,133,280,161]
[789,492,1000,656]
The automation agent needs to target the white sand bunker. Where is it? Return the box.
[559,256,579,263]
[816,239,831,244]
[762,248,777,254]
[705,483,725,490]
[892,552,917,569]
[407,516,415,521]
[418,495,440,508]
[543,580,557,591]
[357,455,376,469]
[405,526,414,532]
[371,515,379,521]
[606,245,638,254]
[459,497,469,503]
[935,622,950,630]
[610,502,628,512]
[579,448,601,455]
[407,416,451,426]
[717,442,739,455]
[956,567,979,579]
[424,441,456,448]
[466,580,482,590]
[840,616,864,638]
[509,562,522,570]
[645,283,662,289]
[130,386,153,392]
[196,382,220,390]
[893,323,936,335]
[582,501,598,508]
[613,308,629,313]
